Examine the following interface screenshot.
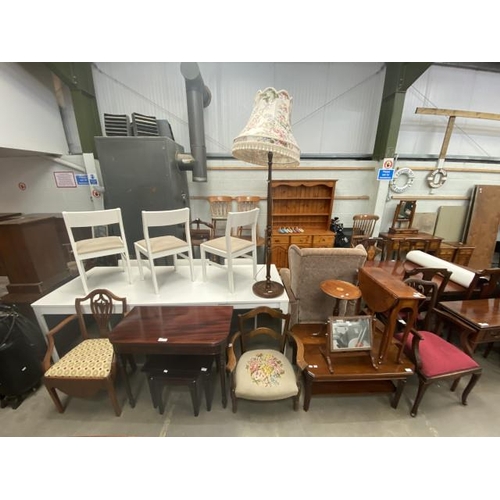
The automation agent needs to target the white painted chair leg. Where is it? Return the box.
[188,248,195,281]
[135,245,145,280]
[227,256,234,293]
[75,259,89,294]
[149,257,159,294]
[200,247,207,282]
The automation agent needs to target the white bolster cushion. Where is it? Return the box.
[406,250,476,288]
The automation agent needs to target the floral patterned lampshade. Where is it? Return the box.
[232,87,300,166]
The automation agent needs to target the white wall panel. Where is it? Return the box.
[0,156,94,213]
[0,63,68,154]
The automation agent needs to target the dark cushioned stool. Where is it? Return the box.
[142,355,214,416]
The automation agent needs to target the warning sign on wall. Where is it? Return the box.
[382,158,394,169]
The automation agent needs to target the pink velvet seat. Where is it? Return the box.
[396,278,482,417]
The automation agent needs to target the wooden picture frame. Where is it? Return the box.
[327,315,373,353]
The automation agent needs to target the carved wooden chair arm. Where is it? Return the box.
[226,330,242,373]
[287,331,308,372]
[42,314,79,372]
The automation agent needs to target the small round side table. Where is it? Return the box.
[320,279,362,317]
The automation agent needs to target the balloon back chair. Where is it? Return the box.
[226,306,305,413]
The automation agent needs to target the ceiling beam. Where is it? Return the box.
[372,62,432,160]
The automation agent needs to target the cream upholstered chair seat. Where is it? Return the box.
[234,349,298,401]
[44,339,113,379]
[75,236,126,255]
[135,235,189,254]
[203,236,254,253]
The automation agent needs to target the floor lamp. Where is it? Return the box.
[232,87,300,298]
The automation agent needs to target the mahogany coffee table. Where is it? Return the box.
[109,305,233,408]
[292,322,414,411]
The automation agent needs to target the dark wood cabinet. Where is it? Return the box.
[0,215,70,295]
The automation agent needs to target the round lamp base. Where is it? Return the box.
[252,280,284,299]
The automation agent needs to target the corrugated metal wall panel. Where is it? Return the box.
[398,65,500,158]
[92,62,385,156]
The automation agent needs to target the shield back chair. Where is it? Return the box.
[396,278,482,417]
[42,289,132,416]
[208,196,233,237]
[226,306,306,413]
[403,267,452,327]
[134,208,195,294]
[200,208,260,293]
[62,208,132,294]
[351,214,379,247]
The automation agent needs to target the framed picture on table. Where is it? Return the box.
[327,315,373,353]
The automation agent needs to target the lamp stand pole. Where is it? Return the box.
[252,151,285,298]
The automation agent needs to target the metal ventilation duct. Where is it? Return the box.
[180,62,211,182]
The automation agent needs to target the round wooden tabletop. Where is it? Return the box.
[320,279,362,300]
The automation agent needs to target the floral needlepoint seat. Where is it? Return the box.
[235,350,297,401]
[226,307,306,413]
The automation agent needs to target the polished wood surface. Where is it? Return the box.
[320,279,362,315]
[363,259,467,299]
[292,323,414,411]
[358,266,424,364]
[109,305,233,408]
[438,299,500,356]
[379,231,442,261]
[320,280,362,300]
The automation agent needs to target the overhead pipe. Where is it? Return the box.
[179,62,211,182]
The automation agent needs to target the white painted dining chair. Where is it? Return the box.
[200,208,259,293]
[62,208,132,294]
[134,207,194,294]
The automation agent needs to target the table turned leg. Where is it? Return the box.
[303,372,313,411]
[391,379,407,409]
[216,350,227,408]
[118,353,136,408]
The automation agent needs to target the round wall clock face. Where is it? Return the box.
[390,168,415,193]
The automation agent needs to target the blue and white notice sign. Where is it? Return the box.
[377,169,395,180]
[75,174,89,185]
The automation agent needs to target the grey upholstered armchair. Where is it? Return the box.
[279,244,367,326]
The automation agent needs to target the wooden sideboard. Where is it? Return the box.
[379,231,443,261]
[271,179,336,269]
[436,241,475,266]
[0,215,70,296]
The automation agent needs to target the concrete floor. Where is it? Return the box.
[1,344,500,437]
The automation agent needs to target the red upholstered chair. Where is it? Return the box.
[397,278,482,417]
